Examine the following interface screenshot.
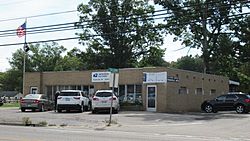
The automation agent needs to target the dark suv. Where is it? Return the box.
[201,93,250,114]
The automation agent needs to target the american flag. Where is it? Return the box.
[16,22,26,37]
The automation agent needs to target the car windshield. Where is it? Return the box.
[24,94,40,99]
[60,92,80,96]
[95,92,112,97]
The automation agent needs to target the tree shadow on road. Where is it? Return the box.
[122,111,249,122]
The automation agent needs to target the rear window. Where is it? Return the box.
[236,94,250,99]
[60,92,80,96]
[95,92,112,97]
[24,94,40,99]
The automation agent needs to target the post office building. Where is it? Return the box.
[24,67,229,112]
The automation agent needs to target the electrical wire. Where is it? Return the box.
[0,1,248,47]
[0,11,249,47]
[0,10,77,23]
[0,9,249,38]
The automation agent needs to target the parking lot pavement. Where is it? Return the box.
[0,108,250,140]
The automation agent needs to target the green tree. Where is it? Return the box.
[171,55,203,72]
[56,48,85,71]
[0,69,22,92]
[29,42,67,72]
[229,16,250,92]
[9,42,67,72]
[6,42,74,93]
[76,0,165,69]
[0,72,4,91]
[138,47,169,67]
[155,0,249,73]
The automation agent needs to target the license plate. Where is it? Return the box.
[65,98,70,101]
[102,101,107,103]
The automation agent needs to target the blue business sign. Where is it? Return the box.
[92,72,110,82]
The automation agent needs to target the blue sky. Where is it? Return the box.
[0,0,200,72]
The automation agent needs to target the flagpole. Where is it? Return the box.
[22,19,27,96]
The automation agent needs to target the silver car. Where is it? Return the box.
[20,94,53,112]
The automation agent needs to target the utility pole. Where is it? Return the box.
[202,1,208,74]
[108,68,119,126]
[22,19,27,96]
[201,1,208,99]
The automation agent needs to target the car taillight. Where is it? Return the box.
[20,99,25,103]
[92,97,99,101]
[245,99,250,103]
[34,100,40,103]
[57,97,62,99]
[109,97,116,100]
[73,97,80,99]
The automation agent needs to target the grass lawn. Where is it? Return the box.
[0,102,20,108]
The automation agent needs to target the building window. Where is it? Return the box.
[77,85,81,90]
[195,88,203,95]
[30,87,38,94]
[179,86,188,94]
[70,85,77,90]
[210,89,216,95]
[135,85,142,104]
[118,85,125,102]
[46,85,95,100]
[127,85,135,103]
[118,84,142,105]
[46,86,52,100]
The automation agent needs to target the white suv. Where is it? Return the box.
[92,90,119,114]
[57,90,90,113]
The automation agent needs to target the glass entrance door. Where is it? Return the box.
[147,85,157,111]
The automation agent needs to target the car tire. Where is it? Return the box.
[21,108,25,112]
[40,105,45,112]
[86,102,91,111]
[79,104,84,113]
[58,109,62,113]
[113,109,118,114]
[236,104,245,114]
[204,104,213,113]
[92,109,96,114]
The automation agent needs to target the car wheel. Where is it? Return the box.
[87,103,91,111]
[57,109,62,113]
[21,108,25,112]
[40,105,45,112]
[113,109,118,114]
[204,104,213,113]
[79,104,84,113]
[236,104,245,114]
[92,109,96,114]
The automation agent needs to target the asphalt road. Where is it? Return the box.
[0,108,250,141]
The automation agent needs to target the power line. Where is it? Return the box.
[0,0,34,6]
[0,37,80,47]
[0,2,248,46]
[0,10,77,23]
[0,0,247,23]
[1,9,249,38]
[0,11,249,47]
